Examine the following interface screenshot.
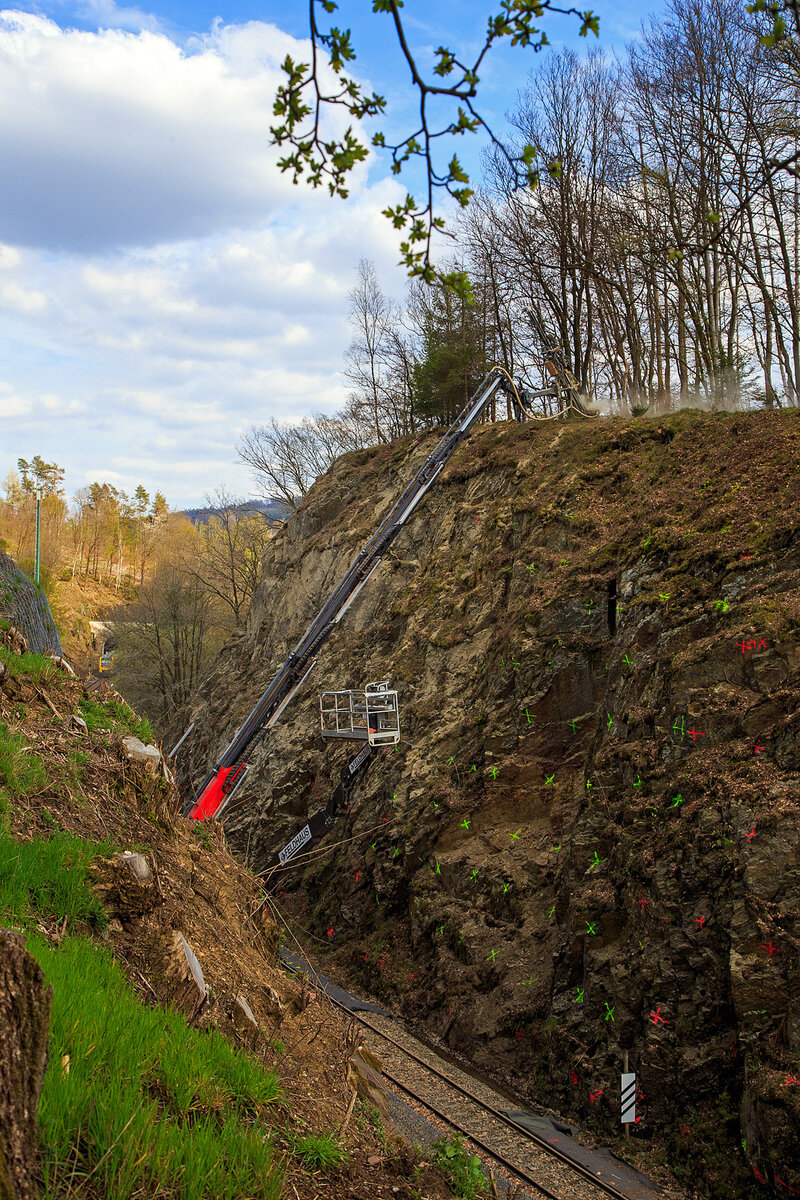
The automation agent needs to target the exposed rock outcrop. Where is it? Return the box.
[177,409,800,1198]
[121,735,162,772]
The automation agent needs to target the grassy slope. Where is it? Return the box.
[0,643,456,1200]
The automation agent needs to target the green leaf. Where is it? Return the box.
[448,154,469,183]
[433,46,456,76]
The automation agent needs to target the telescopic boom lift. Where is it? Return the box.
[183,368,510,822]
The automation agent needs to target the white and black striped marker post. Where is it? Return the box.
[621,1072,636,1124]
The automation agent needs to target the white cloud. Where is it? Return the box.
[0,244,21,269]
[0,11,409,508]
[284,324,310,346]
[0,380,33,416]
[0,280,48,314]
[76,0,161,34]
[0,11,364,252]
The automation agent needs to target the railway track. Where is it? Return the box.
[281,949,656,1200]
[337,998,633,1200]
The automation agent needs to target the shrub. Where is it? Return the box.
[431,1134,487,1200]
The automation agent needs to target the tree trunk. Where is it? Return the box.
[0,929,52,1200]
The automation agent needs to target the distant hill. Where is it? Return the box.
[181,498,292,527]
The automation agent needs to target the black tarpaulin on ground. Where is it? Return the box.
[279,947,394,1016]
[504,1111,663,1199]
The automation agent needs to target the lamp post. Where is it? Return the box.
[34,486,42,585]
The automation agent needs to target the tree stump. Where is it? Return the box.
[0,930,52,1200]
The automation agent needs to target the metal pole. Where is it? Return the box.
[168,721,196,760]
[34,487,41,585]
[624,1051,630,1139]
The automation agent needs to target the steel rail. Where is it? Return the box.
[318,987,632,1200]
[376,1058,562,1200]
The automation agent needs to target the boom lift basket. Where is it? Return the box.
[319,680,399,746]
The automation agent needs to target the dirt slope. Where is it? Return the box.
[0,631,456,1200]
[176,408,800,1199]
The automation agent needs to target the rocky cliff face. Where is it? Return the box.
[0,552,61,656]
[177,408,800,1199]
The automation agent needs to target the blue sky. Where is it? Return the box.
[0,0,656,508]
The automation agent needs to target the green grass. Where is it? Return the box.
[293,1132,348,1172]
[358,1100,388,1151]
[1,823,284,1197]
[26,934,284,1200]
[65,747,89,784]
[431,1134,487,1200]
[0,722,49,797]
[0,829,111,930]
[79,695,153,743]
[0,645,57,683]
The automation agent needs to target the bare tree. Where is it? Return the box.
[191,488,275,628]
[455,0,799,414]
[344,259,395,442]
[237,412,369,509]
[344,259,422,439]
[112,518,222,722]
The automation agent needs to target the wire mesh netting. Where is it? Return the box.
[0,552,62,655]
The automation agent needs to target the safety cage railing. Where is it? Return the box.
[319,680,399,746]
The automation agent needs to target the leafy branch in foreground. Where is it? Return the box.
[270,0,598,294]
[744,1,800,179]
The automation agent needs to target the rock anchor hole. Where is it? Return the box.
[607,577,617,636]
